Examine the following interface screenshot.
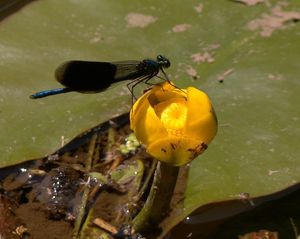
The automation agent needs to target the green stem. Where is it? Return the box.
[133,159,157,202]
[132,161,179,237]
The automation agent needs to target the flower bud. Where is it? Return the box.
[130,82,217,166]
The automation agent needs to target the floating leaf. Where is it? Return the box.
[1,0,300,237]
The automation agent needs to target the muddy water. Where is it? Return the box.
[0,113,159,238]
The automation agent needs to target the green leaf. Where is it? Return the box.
[1,0,299,236]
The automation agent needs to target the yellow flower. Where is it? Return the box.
[130,82,217,166]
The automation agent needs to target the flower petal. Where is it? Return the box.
[185,87,218,143]
[130,90,168,145]
[147,136,208,166]
[185,112,218,144]
[186,87,213,122]
[147,84,186,109]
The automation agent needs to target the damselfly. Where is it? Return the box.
[30,55,170,99]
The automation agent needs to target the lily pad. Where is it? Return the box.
[1,0,300,237]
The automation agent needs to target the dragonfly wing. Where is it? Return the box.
[55,61,117,92]
[112,61,143,82]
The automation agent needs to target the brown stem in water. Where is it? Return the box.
[73,134,97,238]
[132,161,179,237]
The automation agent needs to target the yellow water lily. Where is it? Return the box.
[130,82,217,166]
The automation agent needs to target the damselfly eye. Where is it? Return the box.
[157,55,170,68]
[164,59,171,68]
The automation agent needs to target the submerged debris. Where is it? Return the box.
[0,113,162,239]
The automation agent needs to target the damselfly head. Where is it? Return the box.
[157,55,170,69]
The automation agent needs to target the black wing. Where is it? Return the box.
[55,60,141,92]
